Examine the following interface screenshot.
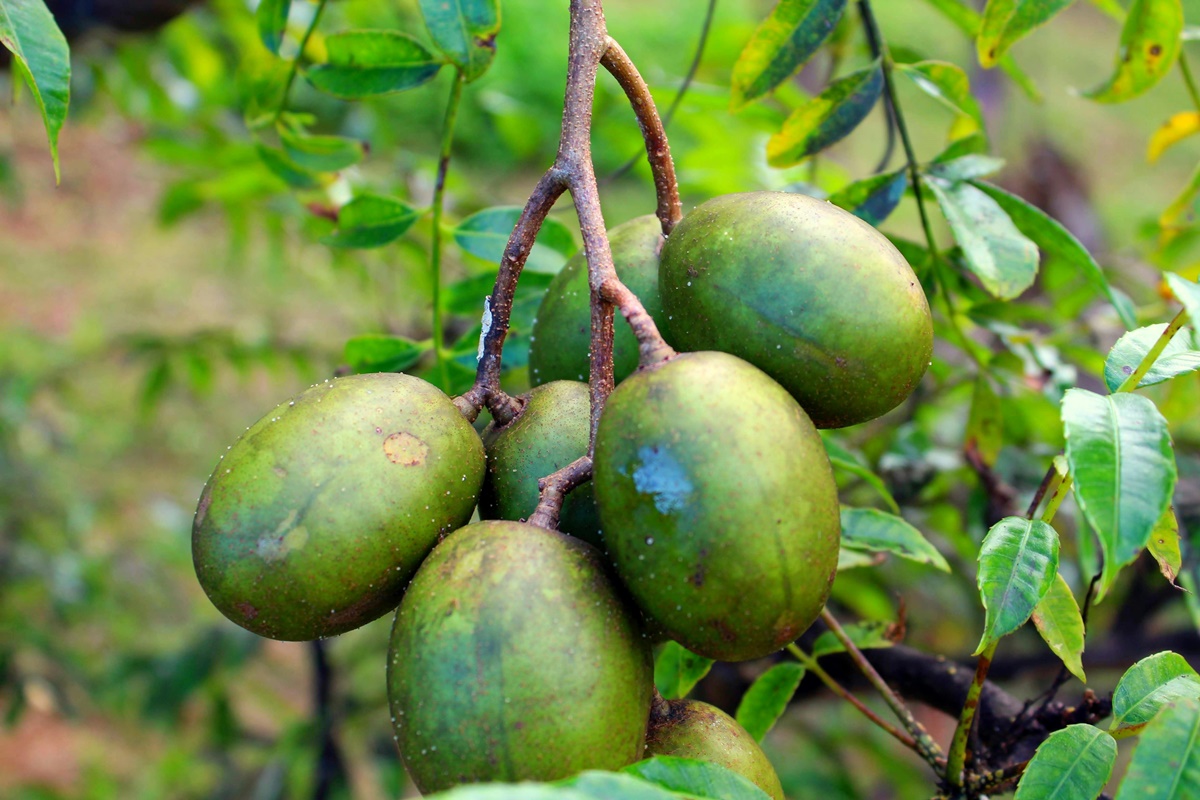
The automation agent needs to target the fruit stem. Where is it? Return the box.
[528,455,593,531]
[946,639,997,788]
[273,0,329,125]
[430,70,467,393]
[600,38,683,236]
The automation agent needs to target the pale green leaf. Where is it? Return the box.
[419,0,500,82]
[321,194,422,249]
[454,207,577,273]
[1165,273,1200,323]
[730,0,848,111]
[766,62,883,167]
[978,0,1076,68]
[810,619,895,657]
[837,548,878,570]
[623,757,772,800]
[278,128,365,173]
[560,771,693,800]
[926,155,1006,182]
[975,516,1060,654]
[1103,323,1200,392]
[1116,699,1200,799]
[1083,0,1183,103]
[0,0,70,181]
[1111,652,1200,737]
[840,508,950,571]
[1148,507,1182,584]
[306,31,444,98]
[1014,724,1116,800]
[1031,573,1087,683]
[896,61,986,136]
[654,642,714,700]
[344,335,428,374]
[735,662,806,742]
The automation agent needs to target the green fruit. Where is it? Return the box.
[660,191,933,428]
[594,351,840,662]
[479,381,602,547]
[530,214,666,385]
[192,373,484,641]
[387,520,653,793]
[646,698,784,800]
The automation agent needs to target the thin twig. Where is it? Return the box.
[946,639,997,788]
[528,456,594,530]
[430,71,466,392]
[273,0,329,124]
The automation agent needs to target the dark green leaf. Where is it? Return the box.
[1031,573,1087,683]
[1062,389,1177,601]
[343,335,428,374]
[419,0,500,82]
[454,207,577,273]
[1115,698,1200,798]
[975,516,1060,653]
[255,143,320,189]
[820,434,900,513]
[0,0,70,181]
[278,128,365,172]
[767,62,882,167]
[306,31,443,99]
[926,176,1039,300]
[623,756,772,800]
[1103,324,1200,392]
[828,169,908,226]
[735,662,806,741]
[1110,652,1200,737]
[655,642,715,700]
[1084,0,1183,103]
[810,620,895,658]
[256,0,291,54]
[926,155,1005,182]
[1014,724,1116,800]
[918,0,1043,99]
[896,61,986,136]
[730,0,848,111]
[978,0,1076,68]
[321,194,422,249]
[840,508,950,571]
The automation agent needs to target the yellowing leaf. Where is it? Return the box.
[1148,506,1182,584]
[1031,573,1087,683]
[1148,112,1200,163]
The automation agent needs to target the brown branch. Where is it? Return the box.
[528,456,594,531]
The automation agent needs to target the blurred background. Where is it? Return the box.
[3,1,1200,797]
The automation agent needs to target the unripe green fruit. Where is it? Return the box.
[479,381,602,547]
[660,191,933,429]
[594,351,840,662]
[646,699,784,800]
[387,520,653,793]
[191,373,484,641]
[529,214,666,385]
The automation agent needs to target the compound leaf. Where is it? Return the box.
[1103,324,1200,392]
[975,516,1059,654]
[1014,724,1116,800]
[306,31,444,98]
[730,0,848,111]
[1031,572,1086,683]
[767,61,882,167]
[735,662,806,742]
[0,0,70,181]
[1115,699,1200,799]
[654,642,714,700]
[1083,0,1183,103]
[419,0,500,82]
[840,508,950,571]
[978,0,1076,68]
[1110,652,1200,737]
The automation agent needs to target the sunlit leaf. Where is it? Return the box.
[623,756,772,800]
[840,508,950,571]
[1115,698,1200,798]
[1083,0,1183,103]
[1031,573,1086,683]
[654,642,714,700]
[810,619,895,657]
[0,0,70,181]
[306,31,444,98]
[256,0,291,54]
[419,0,500,82]
[321,194,422,248]
[1014,724,1116,800]
[560,771,691,800]
[975,516,1059,654]
[1165,272,1200,323]
[766,61,882,166]
[1062,389,1177,601]
[918,0,1043,99]
[454,207,577,273]
[344,335,428,374]
[1103,323,1200,392]
[1110,652,1200,737]
[1148,507,1182,584]
[1148,111,1200,163]
[735,662,806,742]
[730,0,848,111]
[828,169,908,226]
[978,0,1076,68]
[926,155,1005,182]
[896,61,986,136]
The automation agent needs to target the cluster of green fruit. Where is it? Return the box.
[191,192,932,796]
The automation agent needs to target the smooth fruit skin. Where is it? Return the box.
[660,191,933,429]
[479,381,603,547]
[387,520,654,793]
[529,214,665,385]
[646,699,784,800]
[594,351,840,662]
[192,373,484,641]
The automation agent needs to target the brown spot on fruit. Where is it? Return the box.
[237,602,259,620]
[384,432,429,466]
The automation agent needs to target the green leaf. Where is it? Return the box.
[1148,506,1182,584]
[735,662,806,742]
[1031,573,1087,683]
[966,373,1004,465]
[972,181,1138,329]
[975,516,1060,654]
[1111,653,1200,737]
[454,207,577,273]
[278,128,365,173]
[1083,0,1183,103]
[978,1,1076,68]
[839,508,950,571]
[926,155,1006,182]
[1103,324,1200,392]
[321,194,422,249]
[343,335,428,374]
[828,169,908,226]
[419,0,500,82]
[820,434,900,513]
[256,0,291,54]
[0,0,70,181]
[896,61,986,136]
[1116,698,1200,799]
[306,31,444,99]
[810,619,895,658]
[918,0,1043,100]
[425,784,592,800]
[730,0,848,111]
[654,642,714,700]
[837,548,878,570]
[766,62,882,167]
[926,176,1039,300]
[560,771,691,800]
[623,756,772,800]
[1014,724,1116,800]
[1062,389,1177,601]
[255,143,321,189]
[1165,273,1200,323]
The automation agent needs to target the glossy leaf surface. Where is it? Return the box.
[1013,724,1116,800]
[1110,652,1200,737]
[840,508,950,571]
[420,0,500,82]
[766,62,883,167]
[0,0,70,180]
[307,31,443,98]
[1115,699,1200,799]
[321,194,422,249]
[730,0,848,110]
[735,662,806,742]
[975,516,1059,653]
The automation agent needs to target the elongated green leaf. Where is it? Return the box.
[1084,0,1183,103]
[654,642,714,700]
[623,757,772,800]
[735,663,806,742]
[972,181,1138,329]
[560,772,692,800]
[896,61,986,136]
[454,207,577,273]
[966,373,1004,465]
[837,548,878,570]
[730,0,848,111]
[419,0,500,82]
[918,0,1043,99]
[344,335,428,374]
[978,1,1076,68]
[0,0,70,181]
[306,31,444,98]
[1160,163,1200,243]
[255,143,320,188]
[278,128,365,173]
[1103,324,1200,392]
[811,620,895,658]
[1111,652,1200,737]
[1062,389,1177,601]
[256,0,291,54]
[926,177,1040,300]
[1031,573,1086,683]
[828,169,908,226]
[321,194,422,249]
[975,516,1060,654]
[820,435,900,513]
[1014,724,1116,800]
[1116,699,1200,799]
[1148,506,1182,583]
[928,156,1006,183]
[1165,273,1200,323]
[840,508,950,571]
[767,62,883,167]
